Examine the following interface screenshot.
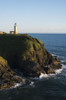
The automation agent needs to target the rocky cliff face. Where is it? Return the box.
[17,35,61,77]
[0,56,22,89]
[0,34,61,77]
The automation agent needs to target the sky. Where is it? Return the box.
[0,0,66,33]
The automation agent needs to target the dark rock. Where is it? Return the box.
[0,34,62,85]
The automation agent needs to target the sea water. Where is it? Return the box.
[0,34,66,100]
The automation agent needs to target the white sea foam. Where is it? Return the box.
[52,54,64,59]
[14,83,22,88]
[57,56,64,59]
[10,76,26,89]
[31,68,63,80]
[52,54,57,57]
[30,81,35,87]
[61,60,66,63]
[11,79,26,89]
[39,68,63,79]
[39,73,48,78]
[55,69,62,74]
[39,73,55,79]
[62,64,66,69]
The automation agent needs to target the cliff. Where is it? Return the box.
[0,56,22,89]
[0,34,61,89]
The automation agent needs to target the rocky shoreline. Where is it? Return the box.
[0,56,23,90]
[0,34,62,89]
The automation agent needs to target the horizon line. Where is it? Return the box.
[18,33,66,34]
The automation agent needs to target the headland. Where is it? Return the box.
[0,34,62,89]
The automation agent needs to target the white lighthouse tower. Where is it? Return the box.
[14,23,17,34]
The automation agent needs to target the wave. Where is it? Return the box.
[52,53,64,59]
[57,56,64,59]
[52,53,66,65]
[39,68,63,79]
[32,68,63,80]
[39,73,55,79]
[60,60,66,65]
[11,64,65,88]
[55,69,62,74]
[52,54,57,57]
[61,64,66,69]
[30,66,63,80]
[61,60,66,63]
[29,81,35,87]
[13,83,22,88]
[10,78,26,89]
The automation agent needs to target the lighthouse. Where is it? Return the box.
[14,23,17,34]
[10,23,18,34]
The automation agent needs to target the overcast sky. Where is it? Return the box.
[0,0,66,33]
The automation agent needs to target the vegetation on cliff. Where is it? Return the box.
[0,56,22,89]
[0,34,61,89]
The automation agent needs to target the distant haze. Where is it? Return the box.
[0,0,66,33]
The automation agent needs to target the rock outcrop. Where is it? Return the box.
[0,56,22,89]
[0,34,61,89]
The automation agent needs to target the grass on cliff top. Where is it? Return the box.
[0,34,32,55]
[0,34,43,54]
[0,34,44,67]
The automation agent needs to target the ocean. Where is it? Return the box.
[0,34,66,100]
